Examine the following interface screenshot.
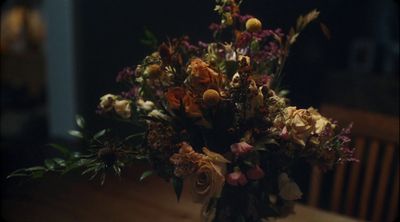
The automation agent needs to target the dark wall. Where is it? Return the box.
[73,0,399,132]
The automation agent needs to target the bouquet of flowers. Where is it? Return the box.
[9,1,356,221]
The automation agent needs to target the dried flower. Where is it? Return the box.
[147,122,175,151]
[114,99,132,119]
[203,89,221,107]
[246,18,262,32]
[170,142,204,177]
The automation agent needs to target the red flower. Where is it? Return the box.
[246,165,265,180]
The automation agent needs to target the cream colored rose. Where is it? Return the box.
[278,106,315,146]
[190,147,229,203]
[99,94,117,111]
[190,159,225,204]
[308,108,335,134]
[113,100,132,119]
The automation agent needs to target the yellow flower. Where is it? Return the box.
[99,94,117,111]
[113,99,132,119]
[202,89,221,107]
[246,18,262,32]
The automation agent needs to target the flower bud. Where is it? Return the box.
[202,89,221,106]
[114,100,132,119]
[246,165,265,180]
[246,18,262,32]
[226,168,248,186]
[230,142,253,156]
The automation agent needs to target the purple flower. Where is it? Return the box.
[116,67,134,83]
[235,31,252,49]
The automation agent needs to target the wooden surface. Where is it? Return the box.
[2,169,361,222]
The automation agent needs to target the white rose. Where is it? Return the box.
[99,94,117,111]
[136,99,155,111]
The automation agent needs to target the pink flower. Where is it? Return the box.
[280,126,290,140]
[226,170,248,186]
[230,142,253,156]
[246,165,265,180]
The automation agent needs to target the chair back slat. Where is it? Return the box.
[308,104,399,221]
[387,165,399,222]
[331,163,346,211]
[320,105,399,143]
[372,143,395,222]
[359,140,380,219]
[345,137,366,215]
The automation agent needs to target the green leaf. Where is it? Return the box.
[48,143,70,157]
[139,170,153,182]
[172,177,184,202]
[44,159,56,171]
[124,132,145,142]
[53,158,66,167]
[31,170,45,179]
[75,114,85,129]
[68,130,83,139]
[93,129,107,140]
[25,166,47,171]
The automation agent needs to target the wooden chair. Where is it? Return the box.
[307,104,399,222]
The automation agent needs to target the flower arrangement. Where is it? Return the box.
[8,1,356,221]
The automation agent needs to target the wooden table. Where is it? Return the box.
[2,169,361,222]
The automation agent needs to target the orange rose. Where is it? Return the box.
[165,87,186,110]
[187,58,220,89]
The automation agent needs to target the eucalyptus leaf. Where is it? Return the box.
[48,143,70,157]
[44,159,56,171]
[93,129,107,140]
[75,115,85,129]
[139,170,153,182]
[53,158,66,167]
[68,130,83,139]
